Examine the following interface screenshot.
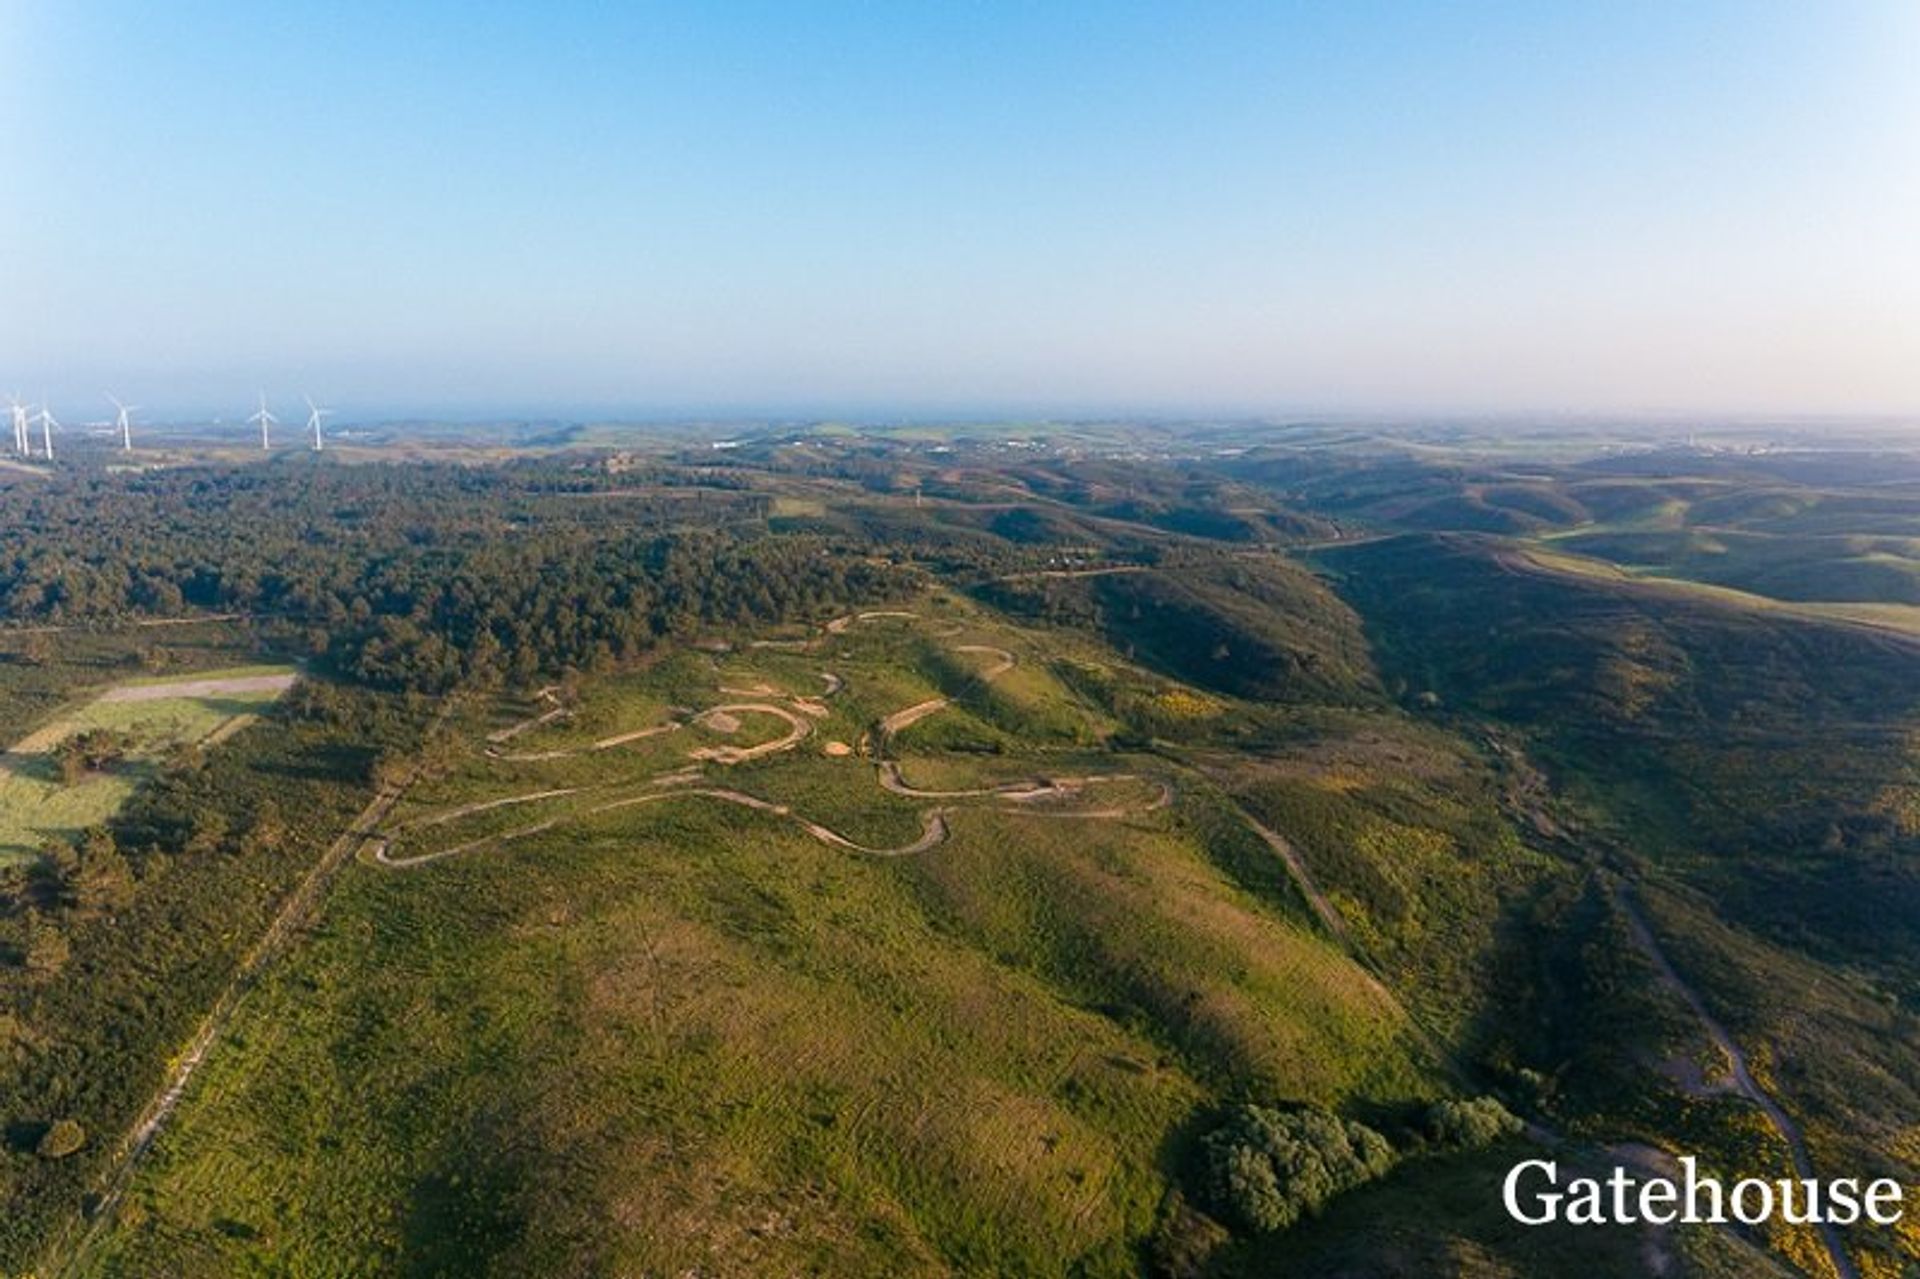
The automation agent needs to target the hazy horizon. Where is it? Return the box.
[4,1,1917,420]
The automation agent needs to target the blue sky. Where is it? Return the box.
[2,1,1916,419]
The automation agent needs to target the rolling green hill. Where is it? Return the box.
[1316,531,1920,1275]
[66,607,1458,1278]
[10,440,1920,1278]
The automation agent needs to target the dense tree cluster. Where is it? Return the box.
[326,530,910,693]
[1196,1104,1396,1233]
[0,463,913,694]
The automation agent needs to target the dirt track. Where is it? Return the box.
[53,700,456,1277]
[825,609,918,635]
[877,760,1046,799]
[686,703,810,763]
[486,687,569,743]
[397,787,587,831]
[9,611,252,635]
[1614,881,1858,1279]
[950,644,1016,680]
[375,785,952,867]
[875,697,949,748]
[1237,809,1354,948]
[378,613,1167,871]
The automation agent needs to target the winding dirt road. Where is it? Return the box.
[377,617,1166,871]
[397,787,587,831]
[875,697,949,749]
[877,760,1048,799]
[686,703,810,763]
[374,786,952,868]
[10,611,253,636]
[825,609,920,635]
[1614,881,1858,1279]
[950,644,1016,680]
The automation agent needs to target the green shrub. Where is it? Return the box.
[1197,1104,1396,1233]
[36,1120,86,1160]
[55,728,131,783]
[1422,1096,1523,1149]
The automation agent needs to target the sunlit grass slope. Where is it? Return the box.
[77,611,1433,1277]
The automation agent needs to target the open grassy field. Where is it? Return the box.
[0,665,297,862]
[0,623,268,747]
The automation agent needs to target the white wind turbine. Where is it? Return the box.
[106,393,139,451]
[34,395,58,461]
[248,392,277,451]
[6,394,28,456]
[303,395,331,451]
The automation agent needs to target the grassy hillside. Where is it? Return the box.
[1316,531,1920,1274]
[1317,534,1920,975]
[979,553,1379,705]
[72,609,1449,1277]
[1555,526,1920,605]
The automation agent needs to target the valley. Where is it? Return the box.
[11,4,1913,1273]
[2,424,1918,1277]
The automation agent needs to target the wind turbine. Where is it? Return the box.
[6,394,28,456]
[106,393,139,451]
[34,396,58,461]
[303,395,331,451]
[248,392,277,451]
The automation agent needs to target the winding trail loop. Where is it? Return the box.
[949,644,1016,681]
[686,703,810,763]
[380,611,1169,871]
[376,786,951,867]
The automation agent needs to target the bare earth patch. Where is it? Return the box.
[100,672,298,703]
[700,709,742,735]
